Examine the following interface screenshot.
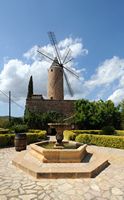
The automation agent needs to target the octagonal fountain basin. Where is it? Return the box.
[30,141,87,163]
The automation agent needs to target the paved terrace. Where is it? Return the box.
[0,145,124,200]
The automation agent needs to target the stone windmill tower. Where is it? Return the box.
[38,32,79,100]
[48,57,64,100]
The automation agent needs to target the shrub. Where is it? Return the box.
[73,130,100,135]
[12,124,28,133]
[63,131,76,141]
[75,134,124,149]
[0,128,10,134]
[24,108,65,129]
[28,129,42,133]
[0,134,15,147]
[89,130,101,134]
[75,134,92,144]
[0,118,10,128]
[116,130,124,136]
[64,130,102,141]
[27,131,47,144]
[101,126,116,135]
[0,131,46,148]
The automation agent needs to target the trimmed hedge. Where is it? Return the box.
[68,130,124,136]
[27,131,47,144]
[28,129,42,133]
[0,134,15,147]
[116,130,124,136]
[64,130,76,141]
[64,130,101,141]
[73,130,100,135]
[0,131,46,148]
[0,128,10,134]
[75,134,124,149]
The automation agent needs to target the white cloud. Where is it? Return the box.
[0,37,87,106]
[0,59,30,102]
[84,56,124,103]
[24,37,88,62]
[85,56,124,89]
[23,45,39,61]
[108,88,124,104]
[2,34,124,115]
[58,37,88,58]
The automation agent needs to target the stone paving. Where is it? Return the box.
[0,145,124,200]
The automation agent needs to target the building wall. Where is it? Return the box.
[26,97,75,117]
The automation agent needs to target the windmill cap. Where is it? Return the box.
[51,57,59,66]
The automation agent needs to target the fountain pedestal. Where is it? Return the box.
[54,132,64,149]
[48,123,68,149]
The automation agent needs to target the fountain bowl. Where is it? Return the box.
[30,141,87,163]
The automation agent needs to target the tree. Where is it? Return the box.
[120,100,124,129]
[24,108,65,129]
[27,76,33,98]
[74,99,121,130]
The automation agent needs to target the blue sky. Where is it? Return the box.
[0,0,124,116]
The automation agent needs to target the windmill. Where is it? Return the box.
[37,32,79,100]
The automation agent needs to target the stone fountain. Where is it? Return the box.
[12,123,109,178]
[30,123,87,163]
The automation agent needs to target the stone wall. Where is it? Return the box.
[26,97,75,117]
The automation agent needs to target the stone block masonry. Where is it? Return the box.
[26,96,76,117]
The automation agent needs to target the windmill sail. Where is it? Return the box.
[37,32,79,99]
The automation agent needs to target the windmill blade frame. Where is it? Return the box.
[48,31,62,64]
[64,58,73,65]
[63,71,73,97]
[63,65,79,79]
[37,50,55,63]
[63,48,72,64]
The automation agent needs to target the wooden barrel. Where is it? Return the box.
[14,133,27,151]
